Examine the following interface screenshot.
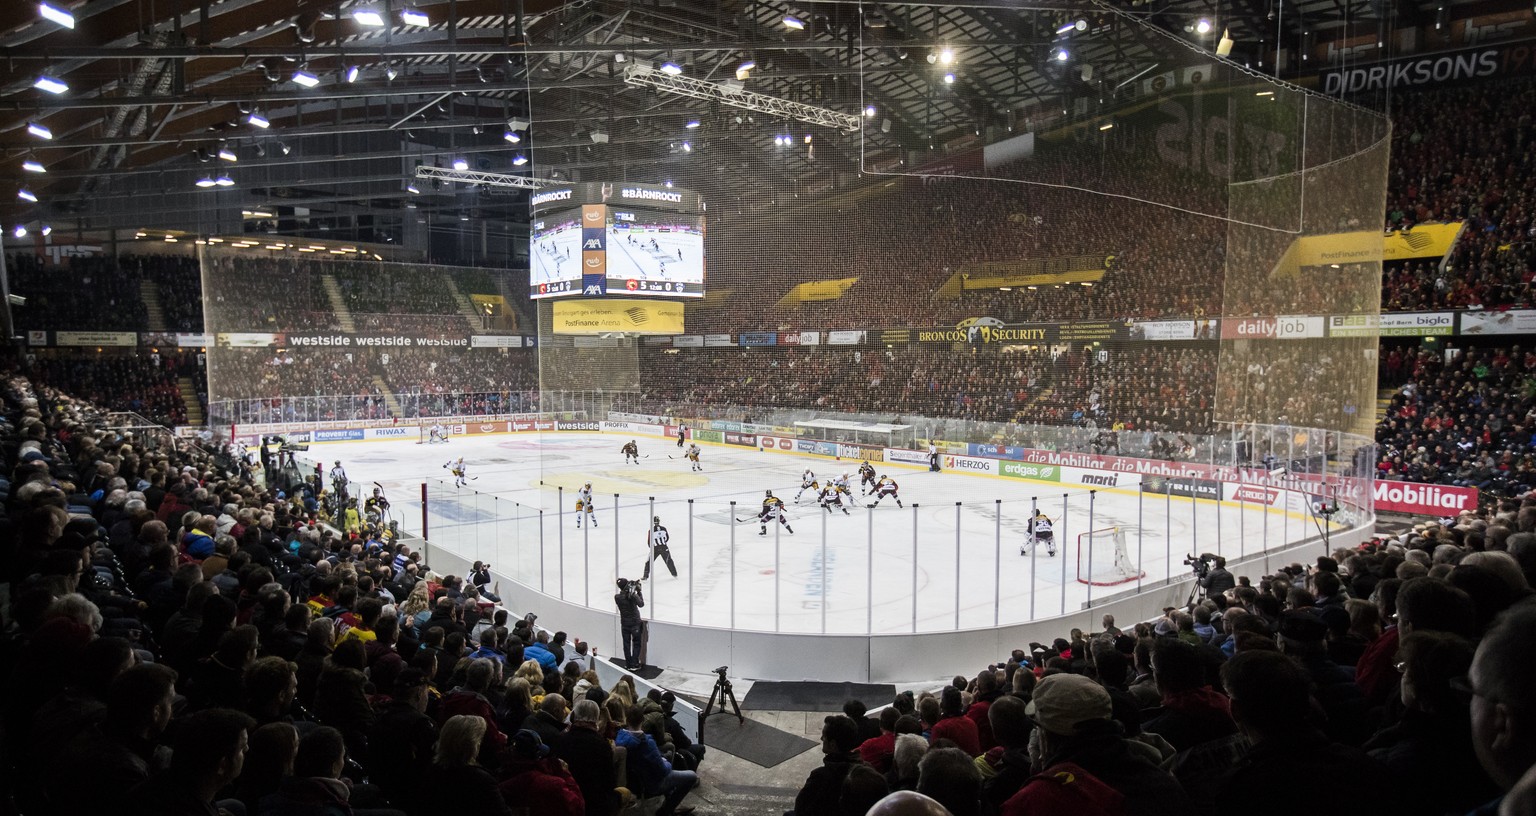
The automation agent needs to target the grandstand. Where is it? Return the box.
[5,1,1536,815]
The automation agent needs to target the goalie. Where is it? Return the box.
[1022,509,1057,556]
[426,422,450,444]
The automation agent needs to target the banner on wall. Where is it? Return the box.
[550,299,685,335]
[1130,319,1220,341]
[826,331,866,345]
[55,331,137,347]
[1372,480,1477,515]
[999,461,1061,482]
[703,334,734,347]
[470,335,524,348]
[1141,475,1222,500]
[1460,309,1536,335]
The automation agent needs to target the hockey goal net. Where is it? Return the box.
[1076,527,1145,587]
[418,424,452,445]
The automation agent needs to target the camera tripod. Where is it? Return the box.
[699,667,744,742]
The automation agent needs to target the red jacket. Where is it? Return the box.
[857,732,897,772]
[440,689,509,753]
[497,757,584,816]
[1355,626,1399,704]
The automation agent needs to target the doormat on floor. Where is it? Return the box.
[740,681,897,712]
[701,714,816,768]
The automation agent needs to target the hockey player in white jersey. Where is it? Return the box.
[794,470,819,503]
[576,482,598,529]
[443,458,468,488]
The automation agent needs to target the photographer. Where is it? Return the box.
[1199,554,1234,596]
[614,578,645,670]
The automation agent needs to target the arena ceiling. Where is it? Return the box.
[0,0,1503,254]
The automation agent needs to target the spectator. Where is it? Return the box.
[47,662,177,814]
[557,699,621,816]
[123,707,254,816]
[929,686,981,756]
[369,668,439,813]
[428,714,514,815]
[617,704,698,816]
[793,714,866,816]
[498,729,586,816]
[1141,638,1236,752]
[1467,599,1536,813]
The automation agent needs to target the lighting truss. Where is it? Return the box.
[414,166,551,189]
[622,63,860,132]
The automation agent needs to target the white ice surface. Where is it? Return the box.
[324,432,1315,635]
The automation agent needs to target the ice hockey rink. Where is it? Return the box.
[604,227,704,283]
[323,432,1325,635]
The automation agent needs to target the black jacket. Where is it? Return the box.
[614,588,644,628]
[793,751,864,816]
[1038,719,1192,816]
[556,725,620,816]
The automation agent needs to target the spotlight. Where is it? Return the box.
[736,60,756,80]
[663,180,673,188]
[783,15,805,29]
[41,224,51,236]
[512,154,528,166]
[22,160,46,173]
[13,225,27,238]
[685,120,700,129]
[278,141,291,155]
[346,65,360,83]
[385,64,399,80]
[1217,28,1235,56]
[452,157,469,170]
[27,122,53,140]
[1099,122,1114,131]
[291,70,320,87]
[352,7,385,26]
[507,118,530,130]
[406,183,420,194]
[803,134,812,143]
[1056,21,1078,34]
[215,176,235,186]
[217,148,238,162]
[18,189,38,203]
[660,62,683,75]
[943,72,955,84]
[681,141,691,152]
[1053,48,1070,62]
[399,8,429,26]
[1195,17,1213,34]
[33,75,69,95]
[938,47,955,65]
[195,177,217,188]
[38,2,75,29]
[864,105,877,117]
[247,112,270,128]
[503,130,521,143]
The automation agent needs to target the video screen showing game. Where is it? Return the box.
[604,208,705,298]
[529,207,583,298]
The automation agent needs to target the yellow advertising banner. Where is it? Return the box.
[936,254,1113,298]
[959,268,1107,290]
[469,294,507,309]
[774,277,859,307]
[1276,222,1463,274]
[550,299,685,335]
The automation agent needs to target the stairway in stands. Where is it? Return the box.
[1376,386,1398,423]
[371,376,404,418]
[140,280,167,332]
[319,274,357,332]
[443,273,486,334]
[177,377,204,426]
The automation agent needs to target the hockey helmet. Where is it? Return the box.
[653,516,661,524]
[584,482,592,488]
[766,489,773,496]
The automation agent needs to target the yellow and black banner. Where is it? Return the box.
[774,277,859,307]
[550,299,685,335]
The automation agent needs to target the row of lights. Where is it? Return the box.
[11,224,53,238]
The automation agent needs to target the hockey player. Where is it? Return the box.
[819,482,851,515]
[621,440,640,465]
[576,482,597,529]
[1022,510,1057,556]
[428,423,448,444]
[858,462,877,495]
[686,443,702,472]
[642,516,678,579]
[832,472,852,493]
[866,475,903,509]
[443,458,468,488]
[759,490,795,536]
[794,470,819,503]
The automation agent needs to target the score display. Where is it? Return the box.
[529,208,583,299]
[528,182,704,299]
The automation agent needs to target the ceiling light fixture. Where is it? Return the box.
[38,2,75,29]
[1054,48,1070,62]
[685,120,700,129]
[659,62,683,75]
[351,7,385,25]
[681,141,691,152]
[195,177,217,188]
[291,70,320,87]
[1056,21,1078,34]
[22,160,46,173]
[33,75,69,94]
[938,47,955,65]
[406,183,420,194]
[943,72,955,84]
[27,122,53,140]
[503,130,521,143]
[452,157,468,170]
[247,112,270,128]
[215,176,235,186]
[399,8,429,26]
[40,224,52,236]
[512,154,528,166]
[783,15,805,30]
[385,64,399,80]
[18,189,38,203]
[13,225,27,238]
[1099,122,1114,130]
[346,65,360,83]
[864,105,877,117]
[217,148,238,162]
[1195,17,1213,34]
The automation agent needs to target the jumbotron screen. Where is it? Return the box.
[529,208,583,298]
[605,208,704,298]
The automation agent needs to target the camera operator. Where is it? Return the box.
[1199,554,1234,595]
[614,578,645,670]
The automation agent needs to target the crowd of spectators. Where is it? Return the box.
[24,351,197,427]
[792,500,1536,816]
[136,254,205,332]
[202,253,344,333]
[1376,343,1536,497]
[8,254,150,332]
[0,373,704,816]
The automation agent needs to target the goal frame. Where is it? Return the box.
[1075,526,1145,587]
[418,424,452,445]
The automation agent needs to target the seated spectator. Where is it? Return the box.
[440,658,508,764]
[236,722,300,814]
[916,747,981,816]
[47,662,177,814]
[522,692,569,753]
[1467,599,1536,813]
[1141,638,1235,752]
[1008,674,1191,814]
[793,714,865,816]
[557,699,621,816]
[369,668,439,813]
[123,707,255,816]
[858,707,902,772]
[1214,651,1404,815]
[429,714,514,815]
[498,729,586,816]
[618,704,698,816]
[930,686,981,756]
